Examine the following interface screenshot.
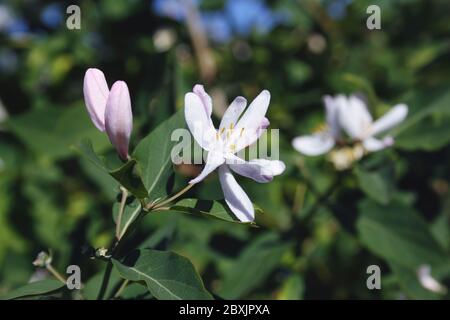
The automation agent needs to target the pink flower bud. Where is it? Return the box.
[83,68,109,131]
[105,81,133,161]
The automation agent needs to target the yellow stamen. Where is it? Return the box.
[313,122,328,133]
[220,127,225,135]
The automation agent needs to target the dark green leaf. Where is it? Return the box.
[82,266,122,300]
[395,120,450,151]
[170,198,251,224]
[2,279,65,300]
[133,109,185,201]
[218,234,291,299]
[112,249,212,300]
[73,139,147,198]
[118,282,151,300]
[355,167,390,204]
[357,199,449,269]
[7,105,110,160]
[109,160,148,199]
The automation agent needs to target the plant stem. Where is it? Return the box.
[152,206,171,212]
[98,183,193,300]
[113,279,129,299]
[97,261,113,300]
[116,187,128,241]
[150,183,194,210]
[46,264,66,284]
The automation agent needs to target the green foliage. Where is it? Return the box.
[1,0,450,301]
[357,199,449,269]
[112,249,212,300]
[218,234,292,299]
[74,140,148,199]
[170,198,249,223]
[2,280,65,300]
[133,109,185,201]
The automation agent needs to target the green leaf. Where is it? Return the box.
[395,119,450,151]
[73,139,147,199]
[356,199,449,269]
[118,282,151,300]
[109,160,148,199]
[2,279,65,300]
[112,249,212,300]
[82,266,122,300]
[277,274,305,300]
[113,199,142,239]
[393,88,450,136]
[218,233,291,299]
[133,109,185,201]
[170,198,252,224]
[7,105,110,160]
[355,167,390,205]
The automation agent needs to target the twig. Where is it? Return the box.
[114,279,130,299]
[46,264,66,284]
[150,183,194,210]
[116,187,129,240]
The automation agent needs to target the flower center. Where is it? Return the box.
[215,122,245,154]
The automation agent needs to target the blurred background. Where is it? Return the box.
[1,0,450,299]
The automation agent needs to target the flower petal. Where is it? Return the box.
[323,95,340,138]
[256,117,270,139]
[227,155,285,183]
[338,95,372,139]
[219,96,246,132]
[185,92,216,150]
[189,151,224,184]
[105,81,133,161]
[219,165,254,222]
[193,84,213,117]
[370,104,408,136]
[83,68,109,131]
[229,90,271,152]
[292,133,335,156]
[363,136,394,152]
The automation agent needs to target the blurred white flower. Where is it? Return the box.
[292,94,408,169]
[338,95,408,152]
[417,265,447,294]
[292,95,341,156]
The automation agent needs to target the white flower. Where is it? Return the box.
[292,94,408,156]
[184,85,285,222]
[417,265,447,294]
[338,95,408,152]
[292,95,341,156]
